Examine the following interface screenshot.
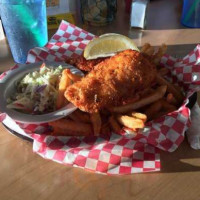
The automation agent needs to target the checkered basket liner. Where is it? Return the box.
[1,20,200,174]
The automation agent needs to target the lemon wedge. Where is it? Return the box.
[84,33,139,60]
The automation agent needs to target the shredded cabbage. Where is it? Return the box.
[7,64,63,114]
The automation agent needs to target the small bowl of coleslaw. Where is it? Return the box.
[0,61,83,123]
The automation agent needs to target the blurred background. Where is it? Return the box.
[1,0,200,69]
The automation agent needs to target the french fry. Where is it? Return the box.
[141,43,151,53]
[49,119,92,136]
[68,110,91,123]
[153,44,167,65]
[147,99,177,121]
[151,110,174,120]
[111,85,167,113]
[74,110,91,123]
[122,95,140,105]
[144,100,163,120]
[166,93,178,106]
[173,84,182,92]
[160,99,177,112]
[90,112,102,136]
[145,46,154,56]
[50,124,77,136]
[129,112,147,122]
[66,69,82,82]
[156,74,184,103]
[55,43,182,134]
[101,109,112,116]
[108,115,121,133]
[50,125,60,135]
[117,115,145,129]
[101,122,111,135]
[68,111,80,122]
[56,69,71,109]
[138,88,155,98]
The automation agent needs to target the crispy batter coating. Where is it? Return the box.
[65,50,157,113]
[65,55,107,72]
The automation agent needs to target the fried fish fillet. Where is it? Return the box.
[65,49,157,113]
[65,55,107,72]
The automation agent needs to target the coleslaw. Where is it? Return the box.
[7,64,63,114]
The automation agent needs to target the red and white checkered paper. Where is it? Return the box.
[1,20,200,175]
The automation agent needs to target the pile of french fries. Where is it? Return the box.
[49,43,184,137]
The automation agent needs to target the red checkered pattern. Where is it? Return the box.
[31,133,160,174]
[16,121,50,134]
[1,21,200,174]
[27,21,95,64]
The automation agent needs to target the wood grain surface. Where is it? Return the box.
[1,0,200,200]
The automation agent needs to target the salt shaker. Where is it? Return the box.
[130,0,149,29]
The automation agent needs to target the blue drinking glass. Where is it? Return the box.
[181,0,200,28]
[0,0,48,63]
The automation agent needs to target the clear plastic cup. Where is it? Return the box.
[0,0,48,63]
[181,0,200,28]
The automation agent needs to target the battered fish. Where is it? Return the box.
[65,50,157,113]
[65,55,107,72]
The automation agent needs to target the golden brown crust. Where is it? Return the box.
[65,55,107,72]
[65,50,157,113]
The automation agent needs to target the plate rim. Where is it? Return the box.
[0,61,82,124]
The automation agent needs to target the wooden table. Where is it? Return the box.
[1,1,200,199]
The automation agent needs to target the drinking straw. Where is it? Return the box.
[182,0,200,23]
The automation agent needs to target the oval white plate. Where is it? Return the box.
[0,61,83,124]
